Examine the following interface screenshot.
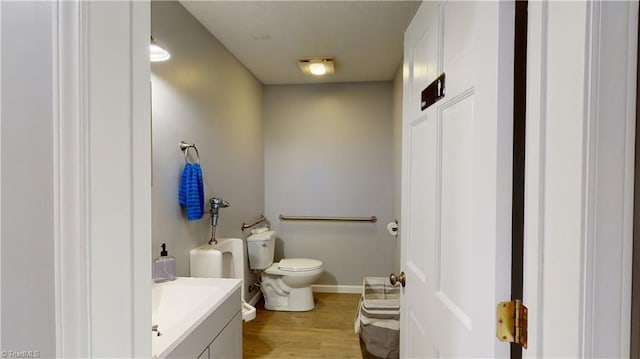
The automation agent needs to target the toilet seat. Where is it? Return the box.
[278,258,322,272]
[265,258,322,275]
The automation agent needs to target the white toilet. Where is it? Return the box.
[247,228,323,311]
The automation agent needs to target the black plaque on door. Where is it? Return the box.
[421,73,445,111]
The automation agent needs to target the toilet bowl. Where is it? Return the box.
[261,258,323,311]
[246,229,323,311]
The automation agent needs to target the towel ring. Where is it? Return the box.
[184,147,199,164]
[179,141,200,164]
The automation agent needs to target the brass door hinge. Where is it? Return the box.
[496,300,528,349]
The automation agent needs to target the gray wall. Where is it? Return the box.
[151,1,264,296]
[1,2,56,356]
[391,66,403,273]
[264,82,395,285]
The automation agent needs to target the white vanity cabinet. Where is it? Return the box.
[154,278,242,359]
[203,312,242,358]
[168,286,241,358]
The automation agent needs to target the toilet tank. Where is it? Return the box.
[246,229,276,270]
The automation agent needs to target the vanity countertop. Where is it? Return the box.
[152,277,241,358]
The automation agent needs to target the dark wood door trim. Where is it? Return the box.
[511,1,528,358]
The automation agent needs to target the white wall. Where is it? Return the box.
[151,1,264,296]
[264,82,395,286]
[0,2,56,356]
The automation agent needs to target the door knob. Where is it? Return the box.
[389,272,406,287]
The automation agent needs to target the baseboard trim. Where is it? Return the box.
[312,284,362,294]
[247,289,262,306]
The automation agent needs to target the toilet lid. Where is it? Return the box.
[278,258,322,272]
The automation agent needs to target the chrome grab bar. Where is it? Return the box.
[279,215,377,223]
[241,214,268,230]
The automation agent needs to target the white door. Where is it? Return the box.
[401,1,514,357]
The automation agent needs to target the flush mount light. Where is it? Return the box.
[252,33,271,40]
[150,36,171,62]
[298,58,335,76]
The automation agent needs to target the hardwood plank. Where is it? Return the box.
[243,293,362,358]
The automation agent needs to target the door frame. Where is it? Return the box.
[523,1,637,357]
[54,1,151,357]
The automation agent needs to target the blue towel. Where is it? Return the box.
[178,163,204,221]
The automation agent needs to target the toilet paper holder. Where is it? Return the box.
[387,220,399,236]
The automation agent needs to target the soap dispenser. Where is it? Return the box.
[154,243,176,283]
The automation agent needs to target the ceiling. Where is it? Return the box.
[179,1,421,85]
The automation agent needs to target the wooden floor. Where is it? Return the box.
[242,292,363,358]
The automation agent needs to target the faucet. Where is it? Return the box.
[209,197,231,245]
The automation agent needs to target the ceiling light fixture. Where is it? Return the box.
[150,36,171,62]
[252,33,271,40]
[298,58,335,76]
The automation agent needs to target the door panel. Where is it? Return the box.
[402,3,440,357]
[439,94,474,323]
[407,116,437,283]
[407,311,430,358]
[402,1,513,357]
[411,31,439,101]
